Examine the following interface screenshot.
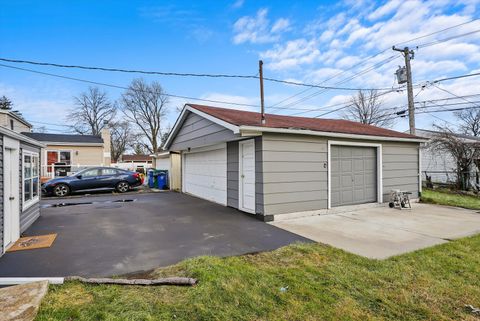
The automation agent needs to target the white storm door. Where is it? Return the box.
[3,140,20,252]
[239,139,255,214]
[183,145,227,205]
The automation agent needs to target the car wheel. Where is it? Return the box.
[116,181,130,193]
[53,184,70,197]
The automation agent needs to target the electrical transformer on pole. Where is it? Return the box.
[393,46,415,135]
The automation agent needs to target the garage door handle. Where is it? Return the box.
[9,196,14,200]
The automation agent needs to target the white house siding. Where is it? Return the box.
[421,145,457,183]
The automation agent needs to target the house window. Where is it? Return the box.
[10,119,14,130]
[46,150,71,172]
[23,151,40,209]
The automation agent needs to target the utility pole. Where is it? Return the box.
[259,60,266,125]
[393,46,415,135]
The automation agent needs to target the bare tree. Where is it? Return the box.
[429,127,480,190]
[109,121,136,163]
[455,108,480,137]
[0,96,13,110]
[121,79,169,153]
[343,90,393,127]
[69,87,116,135]
[131,142,149,155]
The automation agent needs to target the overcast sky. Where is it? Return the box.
[1,0,479,133]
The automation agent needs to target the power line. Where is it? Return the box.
[416,29,480,49]
[268,18,480,111]
[0,63,262,108]
[302,70,480,118]
[29,120,72,127]
[431,71,480,84]
[0,57,396,92]
[431,84,480,108]
[275,55,401,112]
[0,57,259,79]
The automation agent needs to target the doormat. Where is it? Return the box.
[6,234,57,252]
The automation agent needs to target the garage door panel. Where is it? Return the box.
[341,160,352,171]
[184,146,227,205]
[331,145,377,207]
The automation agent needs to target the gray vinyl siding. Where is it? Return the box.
[260,133,420,216]
[19,142,41,233]
[261,133,328,215]
[382,142,420,199]
[255,136,264,214]
[170,112,239,151]
[0,135,3,253]
[227,141,239,208]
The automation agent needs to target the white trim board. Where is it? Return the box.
[238,139,256,214]
[327,140,383,209]
[240,126,427,143]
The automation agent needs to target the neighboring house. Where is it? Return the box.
[22,128,111,178]
[416,128,480,184]
[152,151,181,191]
[164,104,425,221]
[113,154,153,172]
[0,126,45,256]
[0,109,33,133]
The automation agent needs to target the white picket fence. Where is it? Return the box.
[42,162,154,179]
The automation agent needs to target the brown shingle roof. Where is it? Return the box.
[188,104,420,139]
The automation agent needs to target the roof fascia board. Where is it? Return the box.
[239,125,428,143]
[163,104,240,149]
[41,142,104,146]
[0,127,46,148]
[0,110,33,127]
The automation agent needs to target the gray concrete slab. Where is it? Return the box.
[0,193,309,277]
[270,203,480,259]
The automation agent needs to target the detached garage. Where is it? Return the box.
[164,104,425,221]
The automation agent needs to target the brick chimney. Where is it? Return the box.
[101,124,111,166]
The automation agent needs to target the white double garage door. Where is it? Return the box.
[182,142,255,212]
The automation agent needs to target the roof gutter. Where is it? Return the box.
[0,127,46,148]
[239,125,428,143]
[39,142,104,146]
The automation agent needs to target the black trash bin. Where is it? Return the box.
[54,162,70,177]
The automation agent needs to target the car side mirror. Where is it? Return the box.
[76,174,82,179]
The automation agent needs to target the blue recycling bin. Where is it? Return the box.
[147,170,155,188]
[156,170,168,189]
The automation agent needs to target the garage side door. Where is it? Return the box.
[184,146,227,205]
[331,146,377,207]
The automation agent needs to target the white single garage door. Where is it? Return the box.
[183,145,227,205]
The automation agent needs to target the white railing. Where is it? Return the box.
[41,162,154,179]
[111,162,153,172]
[41,164,103,179]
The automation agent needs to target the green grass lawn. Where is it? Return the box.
[421,188,480,210]
[36,235,480,321]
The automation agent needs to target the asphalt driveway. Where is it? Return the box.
[0,192,309,277]
[271,203,480,259]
